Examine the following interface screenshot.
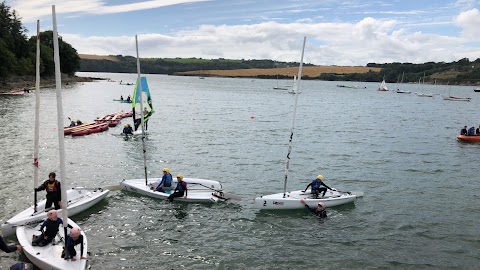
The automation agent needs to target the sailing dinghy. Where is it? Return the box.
[1,19,108,238]
[120,36,235,203]
[378,76,388,91]
[16,10,88,269]
[254,37,361,210]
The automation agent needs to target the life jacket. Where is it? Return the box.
[46,180,59,193]
[176,181,187,192]
[163,174,173,187]
[311,180,321,190]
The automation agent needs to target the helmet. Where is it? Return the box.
[70,227,81,238]
[163,168,170,173]
[317,202,326,210]
[316,175,323,181]
[124,124,128,128]
[47,210,58,220]
[176,174,184,180]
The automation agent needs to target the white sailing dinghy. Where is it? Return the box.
[254,37,361,210]
[16,10,88,270]
[288,75,301,94]
[120,36,234,203]
[378,75,388,91]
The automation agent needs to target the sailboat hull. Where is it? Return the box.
[120,178,226,203]
[254,189,357,210]
[1,188,108,237]
[16,218,87,270]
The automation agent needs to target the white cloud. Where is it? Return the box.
[454,8,480,40]
[11,0,209,22]
[62,18,480,66]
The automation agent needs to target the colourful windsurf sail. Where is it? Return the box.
[132,76,154,131]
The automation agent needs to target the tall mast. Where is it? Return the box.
[33,20,40,212]
[135,35,148,185]
[52,5,68,242]
[283,37,306,198]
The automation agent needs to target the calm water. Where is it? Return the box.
[1,73,479,269]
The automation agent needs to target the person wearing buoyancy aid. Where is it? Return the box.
[32,210,67,247]
[151,168,173,193]
[62,227,86,261]
[302,175,333,198]
[300,199,327,218]
[168,174,187,202]
[35,172,62,210]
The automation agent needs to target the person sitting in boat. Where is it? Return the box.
[35,172,62,210]
[32,210,66,247]
[120,95,124,101]
[151,168,173,192]
[0,236,22,253]
[467,126,475,136]
[122,124,133,135]
[460,126,468,135]
[76,119,83,125]
[302,175,333,198]
[69,120,76,127]
[300,199,327,218]
[168,174,187,202]
[62,227,85,261]
[126,95,131,102]
[476,126,480,136]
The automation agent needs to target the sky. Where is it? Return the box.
[6,0,480,66]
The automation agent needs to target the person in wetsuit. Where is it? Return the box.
[35,172,62,210]
[460,125,468,135]
[122,124,133,135]
[150,168,173,193]
[62,227,86,261]
[302,175,333,198]
[300,199,327,218]
[168,174,187,202]
[32,210,65,247]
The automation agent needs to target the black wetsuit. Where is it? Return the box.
[304,205,327,218]
[35,180,62,210]
[32,218,63,247]
[64,234,84,259]
[168,181,187,202]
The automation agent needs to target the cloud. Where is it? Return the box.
[61,17,480,66]
[454,8,480,41]
[11,0,209,22]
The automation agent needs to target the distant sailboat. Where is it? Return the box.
[273,74,288,90]
[396,72,411,94]
[378,75,388,91]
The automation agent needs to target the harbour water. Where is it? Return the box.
[0,73,479,269]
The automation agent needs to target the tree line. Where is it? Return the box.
[0,1,80,82]
[80,56,314,74]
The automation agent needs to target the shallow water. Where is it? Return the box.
[0,73,479,269]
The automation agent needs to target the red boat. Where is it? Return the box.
[456,135,480,142]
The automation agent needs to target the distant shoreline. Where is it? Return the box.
[0,75,103,94]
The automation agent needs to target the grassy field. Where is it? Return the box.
[79,54,120,62]
[175,66,381,77]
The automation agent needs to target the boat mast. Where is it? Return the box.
[135,35,148,185]
[33,20,40,213]
[52,5,69,243]
[283,37,306,198]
